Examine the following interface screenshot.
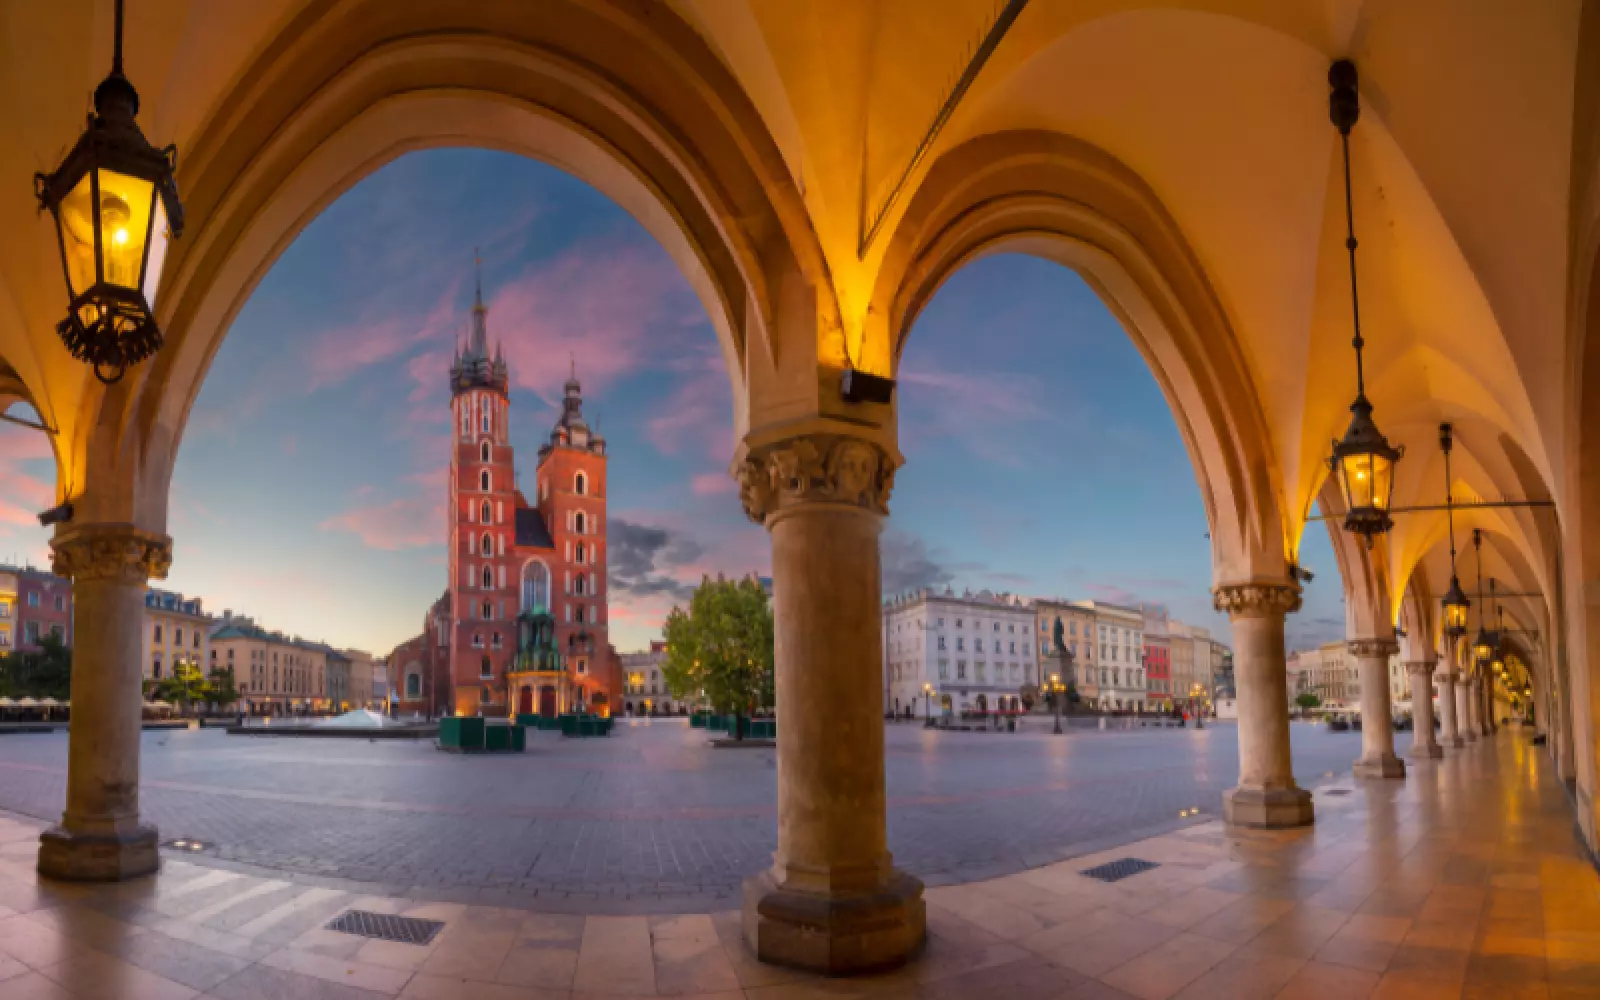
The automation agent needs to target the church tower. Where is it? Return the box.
[446,261,514,714]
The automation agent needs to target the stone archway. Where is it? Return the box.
[872,129,1306,830]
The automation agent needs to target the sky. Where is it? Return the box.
[0,148,1344,656]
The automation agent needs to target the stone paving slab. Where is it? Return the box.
[0,719,1381,914]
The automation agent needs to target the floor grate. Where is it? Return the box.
[326,910,444,946]
[1321,789,1352,796]
[1080,858,1159,882]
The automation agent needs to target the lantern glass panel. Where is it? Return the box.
[57,172,99,299]
[1444,601,1468,634]
[93,168,156,293]
[1473,636,1493,662]
[142,195,169,308]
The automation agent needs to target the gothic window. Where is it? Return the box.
[481,501,491,522]
[575,605,586,623]
[481,410,490,434]
[574,575,586,596]
[481,533,492,556]
[575,472,587,495]
[480,441,491,462]
[575,511,586,534]
[492,633,502,650]
[481,602,492,619]
[480,656,492,678]
[461,407,469,436]
[576,541,585,564]
[522,562,549,612]
[482,566,493,589]
[480,470,491,492]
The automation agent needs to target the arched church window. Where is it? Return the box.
[575,512,586,534]
[575,605,586,624]
[461,407,469,437]
[575,472,586,495]
[481,441,491,462]
[482,566,493,589]
[576,542,585,564]
[481,410,490,434]
[481,501,491,523]
[575,575,586,596]
[481,470,490,492]
[521,562,550,612]
[480,656,492,678]
[405,671,420,698]
[481,533,492,557]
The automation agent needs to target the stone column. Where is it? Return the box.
[1214,583,1313,828]
[38,523,171,881]
[737,433,923,973]
[1468,677,1487,738]
[1437,669,1464,748]
[1350,638,1405,778]
[1456,676,1477,742]
[1406,661,1442,759]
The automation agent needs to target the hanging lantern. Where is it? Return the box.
[1441,575,1470,638]
[1325,60,1401,542]
[1438,423,1470,636]
[33,0,183,384]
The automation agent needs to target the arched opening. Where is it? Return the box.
[575,472,587,496]
[521,561,550,613]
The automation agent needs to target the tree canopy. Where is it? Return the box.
[660,575,774,721]
[1294,692,1322,709]
[0,634,72,700]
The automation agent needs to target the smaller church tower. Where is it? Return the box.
[445,260,515,714]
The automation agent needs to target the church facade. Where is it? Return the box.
[388,276,619,718]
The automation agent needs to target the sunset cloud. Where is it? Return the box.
[319,493,442,551]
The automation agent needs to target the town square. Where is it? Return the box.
[2,0,1600,997]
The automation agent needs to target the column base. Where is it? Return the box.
[742,868,925,974]
[37,823,159,882]
[1353,754,1407,779]
[1462,731,1478,743]
[1408,742,1444,760]
[1223,786,1314,829]
[1444,735,1465,748]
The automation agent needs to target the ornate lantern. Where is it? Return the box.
[1438,424,1470,637]
[1326,60,1401,541]
[33,0,184,384]
[1470,531,1496,665]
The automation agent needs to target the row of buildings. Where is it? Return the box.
[1285,641,1409,713]
[881,588,1233,717]
[2,563,384,715]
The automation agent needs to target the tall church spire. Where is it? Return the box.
[467,249,488,359]
[449,248,508,397]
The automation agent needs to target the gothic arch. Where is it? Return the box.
[870,130,1289,586]
[66,0,832,533]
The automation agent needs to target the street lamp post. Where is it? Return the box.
[922,682,933,727]
[1051,673,1063,735]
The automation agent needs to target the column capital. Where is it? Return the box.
[1404,660,1437,677]
[1212,581,1301,618]
[736,433,899,525]
[1348,637,1399,658]
[50,523,171,584]
[1438,669,1460,683]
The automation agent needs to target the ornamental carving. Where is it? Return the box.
[1347,637,1399,658]
[1211,582,1301,618]
[50,524,172,584]
[1403,660,1437,676]
[737,435,898,524]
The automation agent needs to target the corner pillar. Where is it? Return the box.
[1437,666,1464,748]
[737,432,923,974]
[1406,661,1442,759]
[1349,638,1405,778]
[38,523,171,881]
[1214,582,1313,828]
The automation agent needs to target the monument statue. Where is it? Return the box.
[1052,615,1066,655]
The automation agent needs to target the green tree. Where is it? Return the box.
[1294,692,1321,710]
[661,575,774,737]
[0,633,72,700]
[206,666,239,711]
[151,661,208,714]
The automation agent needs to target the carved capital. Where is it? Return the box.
[737,434,898,524]
[1437,669,1460,684]
[1404,660,1437,677]
[1212,582,1301,618]
[50,524,171,585]
[1347,637,1399,658]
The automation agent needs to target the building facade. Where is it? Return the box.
[209,613,330,716]
[143,589,210,686]
[1084,602,1146,711]
[0,565,72,652]
[1032,599,1098,702]
[884,588,1036,717]
[620,641,678,715]
[1141,606,1172,711]
[1287,641,1361,707]
[389,274,617,719]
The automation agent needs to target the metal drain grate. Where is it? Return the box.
[1080,858,1159,882]
[1321,789,1352,796]
[326,910,444,946]
[162,838,211,853]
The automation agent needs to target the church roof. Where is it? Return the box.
[515,507,554,549]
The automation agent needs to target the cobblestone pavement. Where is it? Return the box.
[0,718,1402,914]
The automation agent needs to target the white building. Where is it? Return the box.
[1082,602,1146,711]
[883,588,1036,717]
[620,641,678,715]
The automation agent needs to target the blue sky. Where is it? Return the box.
[0,149,1343,656]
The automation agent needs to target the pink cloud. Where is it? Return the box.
[319,494,443,550]
[690,472,734,496]
[306,284,461,393]
[897,364,1054,464]
[645,352,735,461]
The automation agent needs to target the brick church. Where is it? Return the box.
[388,272,620,718]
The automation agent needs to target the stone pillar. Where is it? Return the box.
[1437,669,1464,748]
[1214,583,1313,828]
[737,433,923,973]
[1456,677,1477,742]
[1350,638,1405,778]
[38,523,171,881]
[1468,677,1487,738]
[1406,661,1442,759]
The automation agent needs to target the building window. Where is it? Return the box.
[575,472,587,495]
[154,624,163,643]
[575,575,586,596]
[481,601,492,619]
[481,501,491,522]
[575,605,586,623]
[482,566,493,589]
[53,595,64,611]
[957,661,967,680]
[481,533,493,556]
[576,541,585,564]
[575,511,586,534]
[481,441,491,462]
[492,632,502,650]
[28,592,38,607]
[480,470,491,492]
[473,633,484,649]
[937,637,946,650]
[175,627,184,646]
[480,656,492,678]
[956,638,964,651]
[153,655,162,679]
[481,411,490,434]
[25,621,38,643]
